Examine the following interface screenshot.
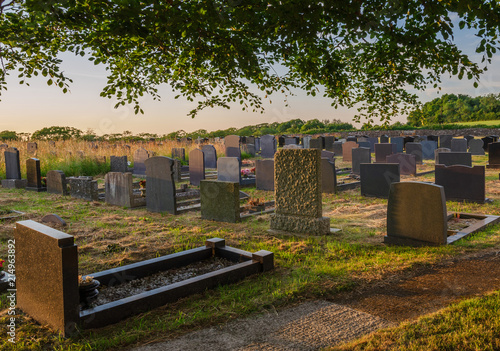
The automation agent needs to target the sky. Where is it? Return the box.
[1,25,500,136]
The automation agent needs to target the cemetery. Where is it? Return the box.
[1,134,500,350]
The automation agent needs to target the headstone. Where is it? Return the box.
[171,148,186,161]
[324,136,335,151]
[386,153,416,175]
[464,135,475,144]
[309,138,323,150]
[145,156,177,214]
[260,135,277,158]
[421,140,437,160]
[346,136,357,142]
[4,147,21,179]
[41,214,67,227]
[255,159,274,191]
[110,156,128,173]
[468,139,485,155]
[439,135,453,149]
[321,158,337,194]
[283,144,302,149]
[189,148,205,186]
[487,142,500,168]
[133,148,149,175]
[366,137,378,152]
[390,137,404,153]
[435,165,485,203]
[26,158,46,191]
[225,135,241,158]
[437,152,472,167]
[403,136,414,149]
[332,141,343,155]
[321,150,335,163]
[254,137,261,152]
[105,172,144,208]
[278,136,285,147]
[427,135,439,144]
[342,141,358,162]
[270,149,330,235]
[374,143,396,163]
[451,138,468,152]
[414,135,426,143]
[384,182,447,246]
[434,148,451,164]
[173,159,182,182]
[360,163,400,198]
[352,147,371,175]
[202,145,217,168]
[27,142,38,155]
[15,220,79,336]
[217,157,241,183]
[200,181,240,223]
[68,177,98,201]
[405,142,423,164]
[481,136,494,151]
[242,143,256,156]
[357,141,371,149]
[302,136,311,149]
[380,135,389,143]
[285,137,298,145]
[46,170,68,195]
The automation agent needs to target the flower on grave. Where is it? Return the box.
[78,275,95,286]
[241,169,251,178]
[41,177,47,187]
[139,180,146,188]
[0,259,5,272]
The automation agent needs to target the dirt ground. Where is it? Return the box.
[130,249,500,351]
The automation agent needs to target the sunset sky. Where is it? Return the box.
[1,26,499,136]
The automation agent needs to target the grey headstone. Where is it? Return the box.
[41,214,67,227]
[451,138,468,152]
[321,158,337,194]
[321,150,335,163]
[285,137,298,145]
[200,180,240,223]
[346,136,357,142]
[332,141,343,155]
[352,147,371,175]
[217,157,241,183]
[254,137,261,152]
[189,148,205,186]
[439,135,453,149]
[435,165,485,203]
[145,156,177,214]
[46,170,68,195]
[427,135,439,143]
[386,153,416,176]
[202,145,217,168]
[434,148,451,164]
[357,141,371,149]
[405,142,423,164]
[68,177,98,201]
[342,141,358,162]
[105,172,135,207]
[324,136,335,151]
[421,140,437,160]
[468,139,485,155]
[255,159,274,191]
[302,136,311,149]
[380,135,389,143]
[171,148,186,161]
[366,137,378,152]
[437,152,472,167]
[390,137,404,153]
[242,143,256,156]
[5,147,21,179]
[133,148,150,175]
[224,135,241,159]
[309,138,323,150]
[110,156,128,173]
[385,182,447,246]
[374,143,396,163]
[360,163,400,198]
[260,135,277,158]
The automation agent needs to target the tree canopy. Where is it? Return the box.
[1,1,500,123]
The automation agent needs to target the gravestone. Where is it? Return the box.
[403,136,414,148]
[46,170,68,195]
[346,136,357,142]
[217,157,241,183]
[434,148,451,164]
[321,158,337,194]
[437,152,472,167]
[332,141,343,155]
[4,147,21,179]
[380,135,389,143]
[451,138,468,152]
[133,148,149,175]
[110,156,128,173]
[360,163,400,198]
[255,159,274,191]
[390,137,404,153]
[270,149,330,235]
[439,135,453,149]
[173,159,182,182]
[435,165,485,203]
[254,137,261,152]
[366,137,378,152]
[352,147,371,175]
[41,214,67,227]
[414,135,426,143]
[302,136,311,149]
[247,136,256,146]
[374,143,396,163]
[309,138,323,150]
[386,153,416,175]
[283,144,302,149]
[384,182,447,246]
[427,135,439,144]
[26,158,46,192]
[482,136,494,151]
[145,156,177,214]
[68,177,98,201]
[202,145,217,168]
[27,142,38,155]
[321,150,335,163]
[357,141,371,149]
[342,141,358,162]
[260,135,277,158]
[200,180,240,223]
[171,148,186,161]
[405,142,423,164]
[324,136,335,151]
[189,148,205,186]
[317,136,326,149]
[15,220,79,336]
[421,140,437,160]
[225,135,241,158]
[464,135,475,144]
[242,143,256,156]
[278,136,285,147]
[285,137,298,145]
[468,139,485,155]
[487,142,500,168]
[105,172,145,208]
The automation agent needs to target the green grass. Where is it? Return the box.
[452,120,500,127]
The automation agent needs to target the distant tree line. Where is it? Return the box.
[407,94,500,127]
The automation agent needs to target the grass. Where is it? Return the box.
[1,141,500,350]
[451,120,500,127]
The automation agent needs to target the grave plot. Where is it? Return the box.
[384,182,500,246]
[14,220,274,334]
[0,208,24,221]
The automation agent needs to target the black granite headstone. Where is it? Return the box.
[437,152,472,167]
[405,142,423,164]
[435,165,485,203]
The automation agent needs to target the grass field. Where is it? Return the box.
[451,120,500,127]
[1,142,500,350]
